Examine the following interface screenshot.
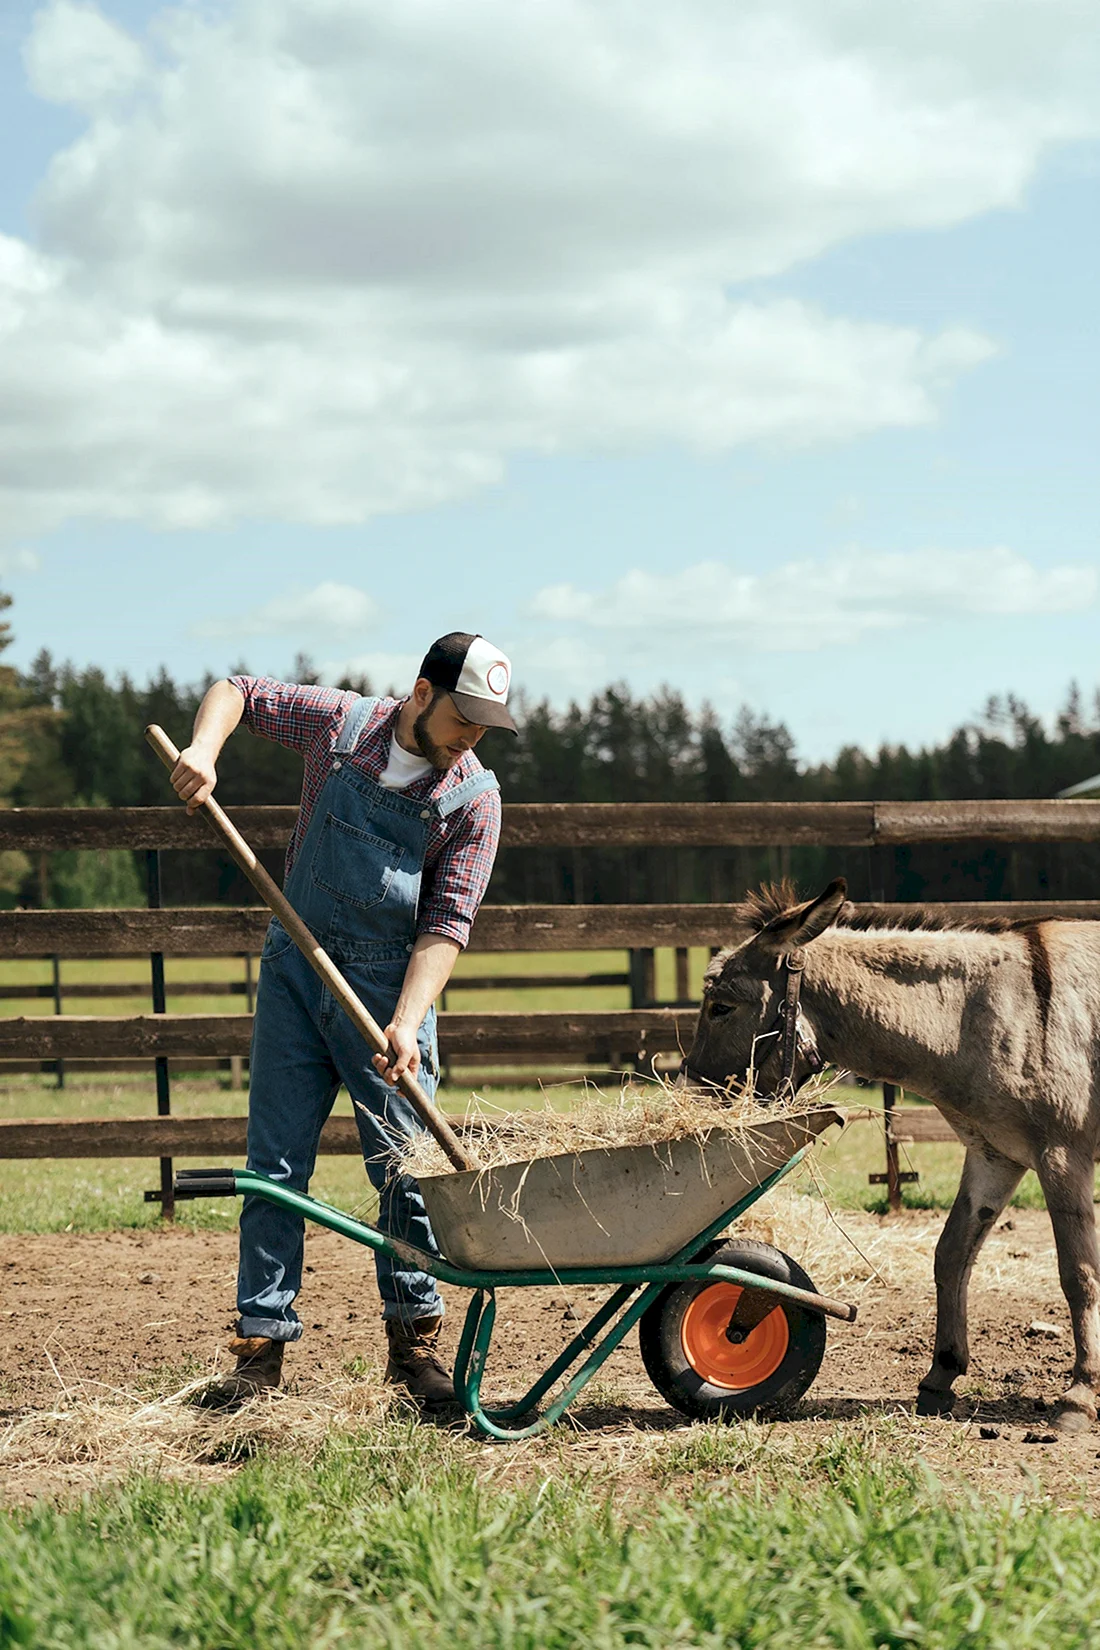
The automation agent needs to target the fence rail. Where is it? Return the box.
[0,1106,959,1160]
[3,798,1100,850]
[0,1009,691,1061]
[3,900,1099,958]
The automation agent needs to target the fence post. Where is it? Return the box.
[628,948,656,1074]
[229,951,253,1091]
[51,954,64,1089]
[882,1082,901,1212]
[674,947,690,1005]
[628,948,655,1009]
[145,849,174,1221]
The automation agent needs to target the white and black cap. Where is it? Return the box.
[419,632,518,733]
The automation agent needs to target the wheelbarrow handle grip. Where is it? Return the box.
[144,724,480,1173]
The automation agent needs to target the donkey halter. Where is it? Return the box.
[748,949,824,1103]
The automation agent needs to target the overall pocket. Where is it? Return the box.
[311,813,405,912]
[261,917,297,961]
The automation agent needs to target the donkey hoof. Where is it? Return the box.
[915,1388,956,1419]
[1052,1404,1094,1436]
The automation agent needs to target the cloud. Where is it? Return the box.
[528,547,1098,651]
[0,548,41,576]
[24,0,145,109]
[1,0,1096,537]
[196,581,377,639]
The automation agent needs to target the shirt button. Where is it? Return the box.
[406,943,414,953]
[420,809,430,819]
[332,759,342,770]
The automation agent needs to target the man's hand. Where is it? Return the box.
[169,680,245,812]
[372,935,459,1089]
[373,1020,421,1087]
[171,744,219,815]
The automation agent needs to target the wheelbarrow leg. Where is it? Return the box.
[488,1283,640,1422]
[458,1282,666,1442]
[454,1289,491,1401]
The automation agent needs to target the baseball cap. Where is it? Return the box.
[418,632,518,733]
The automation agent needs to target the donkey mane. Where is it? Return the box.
[733,879,1041,938]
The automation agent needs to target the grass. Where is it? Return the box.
[2,1419,1099,1647]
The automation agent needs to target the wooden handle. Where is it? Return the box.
[144,724,480,1173]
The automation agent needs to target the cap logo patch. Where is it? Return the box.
[486,663,509,696]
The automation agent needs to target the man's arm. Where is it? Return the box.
[373,789,501,1086]
[170,679,245,813]
[373,933,460,1087]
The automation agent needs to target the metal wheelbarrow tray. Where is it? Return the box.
[177,1106,855,1441]
[417,1108,841,1270]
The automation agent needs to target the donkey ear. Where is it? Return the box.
[750,878,847,958]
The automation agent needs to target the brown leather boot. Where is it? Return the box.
[194,1336,286,1410]
[384,1315,456,1410]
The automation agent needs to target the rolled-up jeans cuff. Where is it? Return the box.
[380,1301,444,1323]
[237,1317,304,1343]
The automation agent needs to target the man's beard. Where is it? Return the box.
[412,700,458,770]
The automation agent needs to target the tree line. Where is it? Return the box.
[2,592,1099,910]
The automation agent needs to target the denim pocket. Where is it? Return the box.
[311,813,404,911]
[261,918,297,961]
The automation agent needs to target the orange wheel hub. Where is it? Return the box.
[681,1284,789,1390]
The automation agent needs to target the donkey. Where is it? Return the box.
[681,877,1100,1433]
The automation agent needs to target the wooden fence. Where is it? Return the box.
[2,799,1099,1212]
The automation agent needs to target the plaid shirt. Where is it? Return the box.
[229,677,501,948]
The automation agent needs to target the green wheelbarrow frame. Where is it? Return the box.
[176,1147,856,1441]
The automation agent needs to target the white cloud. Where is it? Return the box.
[0,548,41,576]
[197,581,377,638]
[528,547,1098,651]
[24,0,146,109]
[1,0,1096,537]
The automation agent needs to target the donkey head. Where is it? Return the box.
[682,878,848,1098]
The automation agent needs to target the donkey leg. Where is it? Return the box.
[916,1145,1024,1418]
[1034,1149,1100,1435]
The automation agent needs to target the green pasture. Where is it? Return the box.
[4,1419,1100,1647]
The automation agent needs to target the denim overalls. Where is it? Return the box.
[238,696,499,1341]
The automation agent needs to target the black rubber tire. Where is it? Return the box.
[639,1239,827,1422]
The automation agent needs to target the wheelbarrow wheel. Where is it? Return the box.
[639,1239,826,1422]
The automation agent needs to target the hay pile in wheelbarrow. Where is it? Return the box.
[399,1075,838,1180]
[398,1077,845,1273]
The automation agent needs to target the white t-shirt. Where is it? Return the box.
[378,737,433,791]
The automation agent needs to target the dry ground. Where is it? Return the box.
[3,1199,1099,1509]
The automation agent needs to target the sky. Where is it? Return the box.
[0,0,1097,763]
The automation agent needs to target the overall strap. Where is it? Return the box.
[435,768,500,819]
[334,695,380,756]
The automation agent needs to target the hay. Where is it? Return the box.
[742,1180,1059,1302]
[0,1370,403,1490]
[398,1072,843,1181]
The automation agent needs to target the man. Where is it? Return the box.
[171,632,516,1407]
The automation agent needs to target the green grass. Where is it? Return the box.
[2,1423,1098,1647]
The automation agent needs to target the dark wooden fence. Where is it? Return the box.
[2,799,1099,1211]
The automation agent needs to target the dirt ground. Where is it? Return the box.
[4,1206,1100,1508]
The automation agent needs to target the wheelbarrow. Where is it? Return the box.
[174,1107,855,1441]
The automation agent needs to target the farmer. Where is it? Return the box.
[170,633,515,1408]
